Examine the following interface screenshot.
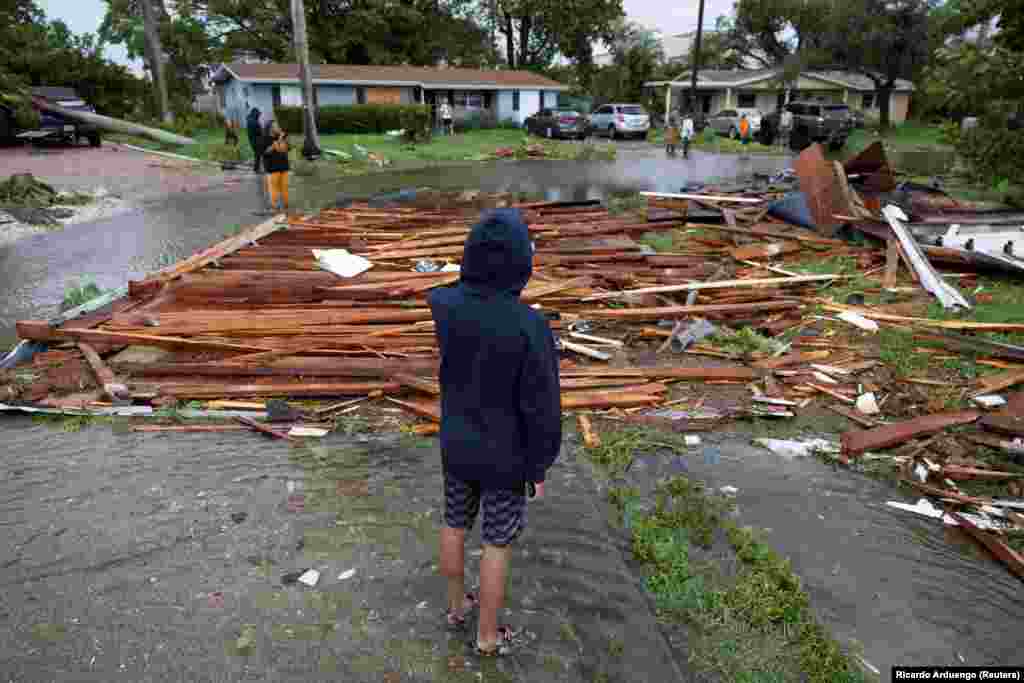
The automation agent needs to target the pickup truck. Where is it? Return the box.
[14,86,102,147]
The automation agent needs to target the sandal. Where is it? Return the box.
[475,626,518,657]
[445,593,479,631]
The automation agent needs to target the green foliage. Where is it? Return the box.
[709,327,783,357]
[61,277,109,311]
[275,104,431,137]
[583,427,689,477]
[954,123,1024,190]
[878,328,928,376]
[209,143,242,163]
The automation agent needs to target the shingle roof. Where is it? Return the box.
[216,62,567,89]
[663,68,914,91]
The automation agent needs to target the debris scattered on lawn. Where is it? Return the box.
[297,569,320,587]
[338,568,357,581]
[754,438,840,460]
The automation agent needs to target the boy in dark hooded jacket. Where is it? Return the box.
[246,107,263,173]
[427,208,562,656]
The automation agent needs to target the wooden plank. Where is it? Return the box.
[640,191,762,204]
[160,382,401,399]
[883,239,900,289]
[581,274,840,301]
[841,411,982,457]
[114,357,438,378]
[577,414,601,448]
[821,305,1024,333]
[17,320,271,354]
[236,416,298,442]
[394,373,441,396]
[561,392,661,409]
[949,512,1024,580]
[560,366,759,381]
[77,342,129,401]
[137,215,286,285]
[578,301,800,321]
[386,397,442,422]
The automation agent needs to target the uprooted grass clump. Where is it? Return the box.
[616,476,870,682]
[708,326,784,357]
[584,427,690,476]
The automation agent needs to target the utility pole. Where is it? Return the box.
[290,0,321,159]
[688,0,706,115]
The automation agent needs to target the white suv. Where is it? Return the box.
[589,104,651,140]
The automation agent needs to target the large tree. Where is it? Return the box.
[592,20,664,105]
[827,0,935,129]
[723,0,835,69]
[496,0,623,88]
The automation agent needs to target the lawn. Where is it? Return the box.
[109,127,615,169]
[845,122,949,154]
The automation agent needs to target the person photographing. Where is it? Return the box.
[263,125,291,213]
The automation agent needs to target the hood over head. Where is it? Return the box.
[248,107,261,121]
[459,208,533,296]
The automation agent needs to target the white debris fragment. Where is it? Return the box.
[972,395,1007,409]
[684,435,702,447]
[855,392,880,415]
[440,263,461,273]
[288,426,330,438]
[720,486,738,496]
[812,371,839,385]
[312,249,373,278]
[836,311,879,333]
[914,463,929,483]
[754,438,839,460]
[337,568,357,581]
[298,569,320,587]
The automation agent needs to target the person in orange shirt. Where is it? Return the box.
[739,113,751,146]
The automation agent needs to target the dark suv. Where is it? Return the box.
[763,101,853,150]
[31,86,102,147]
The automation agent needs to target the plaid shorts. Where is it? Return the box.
[444,476,526,547]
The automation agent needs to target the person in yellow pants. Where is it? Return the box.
[263,125,291,212]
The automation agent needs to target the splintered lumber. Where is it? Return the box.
[115,358,439,378]
[941,465,1024,481]
[237,416,297,442]
[821,305,1024,333]
[980,415,1024,438]
[973,369,1024,397]
[841,411,982,457]
[561,392,661,409]
[560,339,611,361]
[17,321,270,354]
[730,242,802,261]
[577,414,601,448]
[949,512,1024,580]
[560,366,759,381]
[579,301,800,321]
[160,382,401,399]
[394,373,441,395]
[826,403,880,428]
[641,191,762,204]
[77,342,129,400]
[581,275,839,301]
[387,397,442,422]
[136,216,285,286]
[106,309,434,335]
[521,276,595,302]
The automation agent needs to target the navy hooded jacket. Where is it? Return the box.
[428,209,562,491]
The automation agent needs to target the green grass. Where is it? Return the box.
[878,327,929,377]
[61,278,111,311]
[791,256,878,305]
[926,276,1024,346]
[845,122,949,155]
[584,427,690,477]
[612,476,871,683]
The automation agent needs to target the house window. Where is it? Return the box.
[280,85,302,107]
[272,85,281,108]
[512,90,520,112]
[356,87,367,105]
[862,93,875,109]
[737,93,756,108]
[453,92,484,109]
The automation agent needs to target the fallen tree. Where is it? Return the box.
[30,97,195,146]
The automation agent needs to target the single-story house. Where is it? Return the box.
[645,69,915,124]
[211,62,568,128]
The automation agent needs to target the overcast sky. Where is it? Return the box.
[39,0,735,68]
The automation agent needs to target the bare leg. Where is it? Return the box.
[440,526,466,613]
[477,543,511,650]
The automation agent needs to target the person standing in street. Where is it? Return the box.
[263,125,291,213]
[665,110,680,157]
[428,208,562,657]
[780,106,794,151]
[246,107,264,173]
[682,111,695,159]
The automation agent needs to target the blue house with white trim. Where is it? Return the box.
[211,62,569,128]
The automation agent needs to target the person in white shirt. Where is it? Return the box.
[440,99,454,136]
[779,107,793,150]
[681,112,695,159]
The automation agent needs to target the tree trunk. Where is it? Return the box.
[877,82,893,131]
[504,12,516,67]
[518,16,531,69]
[290,0,321,158]
[141,0,172,124]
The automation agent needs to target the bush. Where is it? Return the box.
[274,104,432,136]
[145,110,225,138]
[209,144,242,163]
[955,121,1024,188]
[496,118,522,130]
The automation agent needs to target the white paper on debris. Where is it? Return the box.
[836,311,879,333]
[440,263,461,273]
[312,249,373,278]
[886,498,1009,530]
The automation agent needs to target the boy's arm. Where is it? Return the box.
[519,322,562,484]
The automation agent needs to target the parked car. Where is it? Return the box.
[588,104,650,140]
[525,108,587,140]
[30,86,102,147]
[762,101,853,150]
[706,108,763,138]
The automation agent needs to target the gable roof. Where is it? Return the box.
[213,62,568,90]
[647,68,914,91]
